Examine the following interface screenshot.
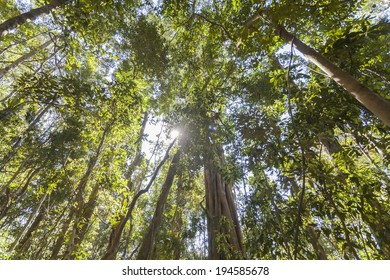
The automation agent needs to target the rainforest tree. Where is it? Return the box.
[0,0,389,260]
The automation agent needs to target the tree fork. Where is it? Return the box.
[102,139,177,260]
[136,149,181,260]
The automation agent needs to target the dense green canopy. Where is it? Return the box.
[0,0,389,260]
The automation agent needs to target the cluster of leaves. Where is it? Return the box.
[0,0,389,260]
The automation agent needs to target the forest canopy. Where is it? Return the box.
[0,0,389,260]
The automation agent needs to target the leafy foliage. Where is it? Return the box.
[0,0,389,260]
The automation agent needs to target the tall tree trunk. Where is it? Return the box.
[34,204,67,259]
[137,150,181,260]
[72,183,100,251]
[245,13,390,127]
[172,175,185,259]
[63,124,110,259]
[14,208,45,256]
[0,0,66,37]
[50,210,73,259]
[102,139,176,260]
[8,193,47,253]
[0,40,54,79]
[306,226,328,260]
[204,144,245,260]
[277,26,390,126]
[0,103,51,174]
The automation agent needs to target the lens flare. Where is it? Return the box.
[171,129,180,139]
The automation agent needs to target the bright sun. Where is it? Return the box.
[171,129,180,139]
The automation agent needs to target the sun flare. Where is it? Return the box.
[170,129,180,139]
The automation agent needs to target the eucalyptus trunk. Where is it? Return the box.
[50,212,72,259]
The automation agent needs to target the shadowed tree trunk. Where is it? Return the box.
[0,0,67,37]
[0,104,51,175]
[63,124,111,259]
[8,192,48,253]
[102,138,176,260]
[51,122,112,259]
[33,205,66,259]
[67,182,100,259]
[14,208,45,256]
[204,143,245,260]
[306,226,328,260]
[137,149,181,260]
[50,210,73,259]
[172,175,185,259]
[318,131,342,156]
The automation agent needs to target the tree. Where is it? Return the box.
[244,12,390,126]
[204,143,244,259]
[0,0,389,260]
[137,149,181,259]
[0,0,67,37]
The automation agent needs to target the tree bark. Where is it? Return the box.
[245,12,390,127]
[306,226,328,260]
[204,144,245,260]
[0,0,66,37]
[0,40,54,79]
[71,183,100,253]
[63,124,110,259]
[14,208,45,256]
[50,211,73,259]
[136,150,181,260]
[277,25,390,127]
[102,139,176,260]
[8,193,47,253]
[172,176,185,259]
[0,103,51,175]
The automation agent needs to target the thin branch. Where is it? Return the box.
[193,13,235,42]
